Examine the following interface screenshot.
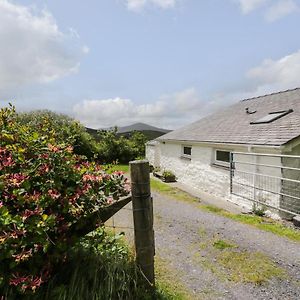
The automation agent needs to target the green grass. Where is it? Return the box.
[106,164,129,174]
[150,178,300,242]
[154,257,198,300]
[217,250,285,284]
[195,236,285,285]
[213,239,237,250]
[150,178,200,203]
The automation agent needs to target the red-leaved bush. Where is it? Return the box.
[0,106,130,295]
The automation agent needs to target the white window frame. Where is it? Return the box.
[214,149,231,168]
[181,145,192,159]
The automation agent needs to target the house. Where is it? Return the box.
[146,88,300,218]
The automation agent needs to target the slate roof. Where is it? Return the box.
[159,88,300,146]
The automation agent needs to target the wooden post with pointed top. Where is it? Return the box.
[130,160,155,287]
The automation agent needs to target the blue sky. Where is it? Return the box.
[0,0,300,129]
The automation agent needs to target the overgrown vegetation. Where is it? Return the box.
[150,178,300,242]
[29,229,153,300]
[18,110,147,163]
[18,110,99,160]
[0,105,130,297]
[97,128,147,163]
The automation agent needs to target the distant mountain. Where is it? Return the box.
[116,123,171,134]
[86,122,172,140]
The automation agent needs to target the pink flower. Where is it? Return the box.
[22,208,42,221]
[48,189,61,200]
[0,201,3,208]
[0,147,14,170]
[2,191,17,200]
[6,173,28,187]
[30,191,41,201]
[47,144,59,152]
[39,153,49,159]
[12,249,32,262]
[82,174,103,182]
[9,225,26,239]
[82,174,94,182]
[38,163,50,174]
[9,274,29,287]
[107,196,114,205]
[65,146,73,153]
[9,274,43,292]
[124,183,131,193]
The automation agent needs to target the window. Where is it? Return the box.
[214,150,231,167]
[181,145,192,159]
[250,109,293,125]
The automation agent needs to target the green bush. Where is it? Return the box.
[162,171,176,182]
[97,129,147,164]
[0,106,129,297]
[17,110,99,160]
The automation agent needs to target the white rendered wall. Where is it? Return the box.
[145,145,155,166]
[158,142,231,199]
[147,141,283,216]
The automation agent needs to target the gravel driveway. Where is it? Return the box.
[110,189,300,300]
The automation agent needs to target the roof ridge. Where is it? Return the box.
[240,87,300,102]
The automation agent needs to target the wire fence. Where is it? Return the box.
[105,202,135,245]
[230,152,300,216]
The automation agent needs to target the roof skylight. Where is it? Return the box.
[250,109,293,125]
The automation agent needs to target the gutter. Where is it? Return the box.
[157,138,283,150]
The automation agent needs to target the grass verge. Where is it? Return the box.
[217,250,284,284]
[150,178,300,242]
[106,163,129,174]
[195,236,285,284]
[154,256,198,300]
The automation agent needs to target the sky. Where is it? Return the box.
[0,0,300,129]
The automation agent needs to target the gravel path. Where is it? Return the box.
[111,190,300,300]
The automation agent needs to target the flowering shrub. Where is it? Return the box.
[0,106,130,296]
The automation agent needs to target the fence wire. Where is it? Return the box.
[104,202,135,245]
[230,152,300,216]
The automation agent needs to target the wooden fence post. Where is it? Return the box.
[130,160,155,287]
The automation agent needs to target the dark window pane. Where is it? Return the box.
[183,147,191,155]
[216,150,230,162]
[250,109,293,124]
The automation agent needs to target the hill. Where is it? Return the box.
[86,123,171,140]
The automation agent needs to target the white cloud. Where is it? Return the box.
[0,0,86,93]
[73,88,204,129]
[235,0,268,14]
[82,46,90,54]
[265,0,299,22]
[126,0,176,12]
[246,49,300,94]
[73,49,300,129]
[234,0,299,21]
